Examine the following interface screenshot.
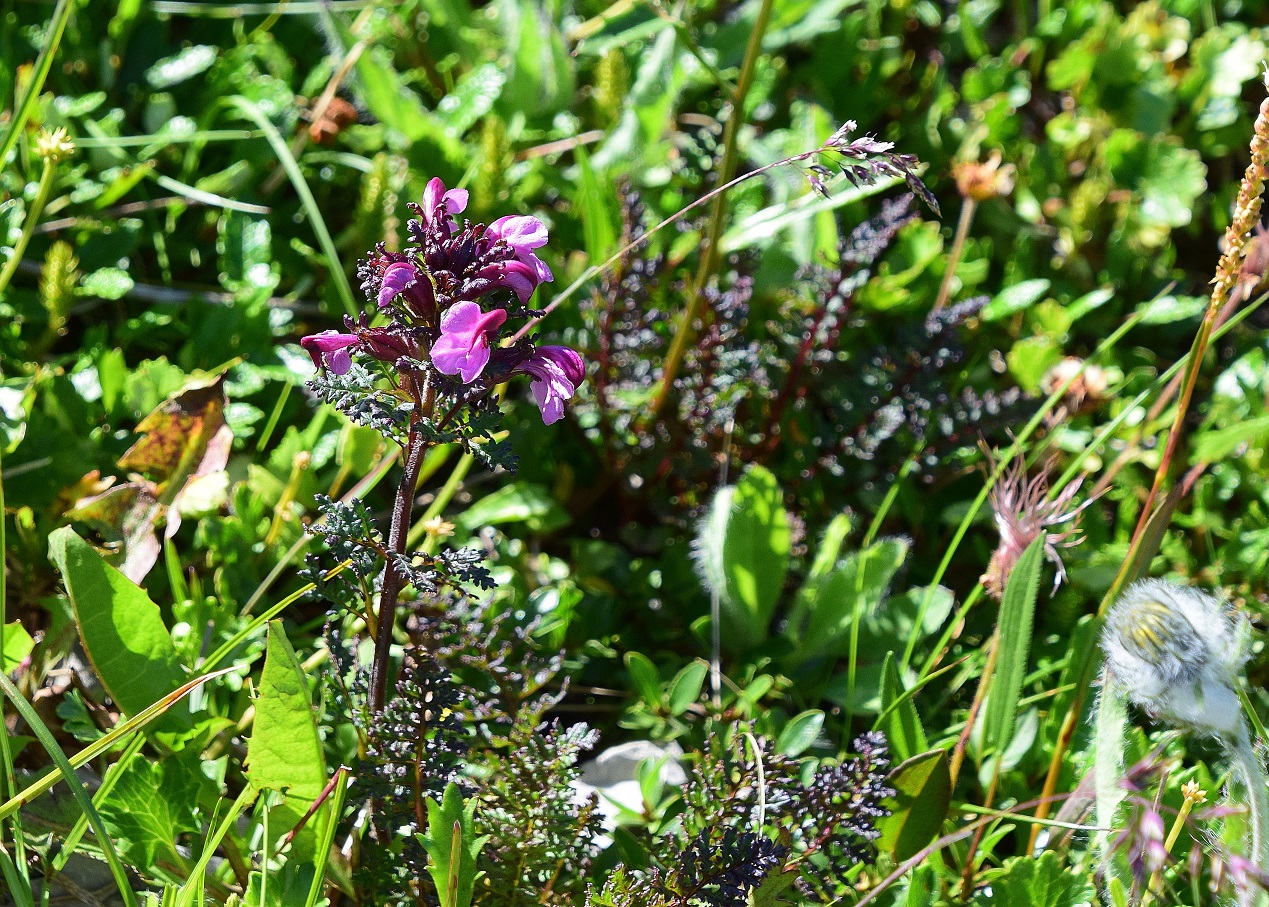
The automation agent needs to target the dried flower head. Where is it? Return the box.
[1101,580,1249,737]
[952,151,1015,203]
[1041,356,1110,414]
[981,453,1094,599]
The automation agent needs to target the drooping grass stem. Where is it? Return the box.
[1232,730,1269,902]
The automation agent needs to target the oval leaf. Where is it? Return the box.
[47,527,188,728]
[667,660,708,716]
[696,465,791,651]
[777,710,825,757]
[876,748,951,861]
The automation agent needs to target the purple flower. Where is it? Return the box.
[431,301,507,383]
[377,260,435,317]
[514,345,585,425]
[301,330,360,374]
[487,215,553,284]
[477,258,541,302]
[421,177,468,233]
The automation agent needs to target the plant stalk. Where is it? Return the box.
[1029,91,1269,851]
[645,0,775,423]
[369,375,433,714]
[933,197,975,312]
[1232,729,1269,903]
[0,158,57,298]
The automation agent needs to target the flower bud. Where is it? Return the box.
[1101,580,1248,737]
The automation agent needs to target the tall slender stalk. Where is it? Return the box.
[1030,90,1269,850]
[368,374,433,714]
[645,0,775,423]
[933,198,975,312]
[0,129,73,298]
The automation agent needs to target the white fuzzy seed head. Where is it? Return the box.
[1101,579,1248,737]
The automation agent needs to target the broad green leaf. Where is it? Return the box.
[47,527,189,728]
[419,783,488,907]
[667,660,708,716]
[787,537,909,659]
[1191,413,1269,464]
[1094,670,1129,867]
[98,751,203,871]
[904,864,938,907]
[749,869,799,906]
[776,710,825,757]
[1137,294,1205,325]
[354,46,433,143]
[879,652,927,761]
[436,63,506,136]
[337,422,386,475]
[805,513,852,581]
[984,537,1045,756]
[1106,132,1206,229]
[969,852,1092,906]
[875,749,951,861]
[145,45,216,89]
[696,465,791,652]
[456,482,570,534]
[246,622,327,846]
[1007,336,1063,393]
[498,0,575,117]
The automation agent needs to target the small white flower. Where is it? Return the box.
[1101,579,1249,737]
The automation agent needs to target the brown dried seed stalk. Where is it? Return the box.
[1212,95,1269,306]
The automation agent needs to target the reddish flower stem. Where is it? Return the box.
[369,374,433,714]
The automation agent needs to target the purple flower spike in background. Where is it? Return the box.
[515,345,585,424]
[431,301,508,382]
[421,177,468,233]
[300,330,360,374]
[488,215,553,283]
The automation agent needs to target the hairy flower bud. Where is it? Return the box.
[1101,580,1248,737]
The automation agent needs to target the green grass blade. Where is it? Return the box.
[0,0,74,167]
[0,841,34,907]
[52,731,148,871]
[983,536,1045,756]
[227,95,359,316]
[0,671,139,907]
[0,445,25,885]
[175,785,257,907]
[0,667,235,821]
[304,767,348,907]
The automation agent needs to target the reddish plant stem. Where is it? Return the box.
[369,374,432,714]
[1028,92,1269,853]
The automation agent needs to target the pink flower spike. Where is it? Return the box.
[300,330,360,375]
[431,301,508,383]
